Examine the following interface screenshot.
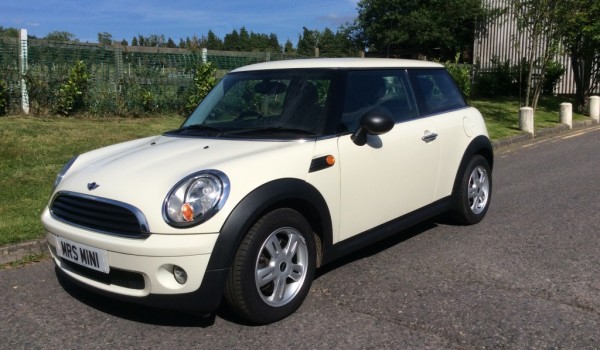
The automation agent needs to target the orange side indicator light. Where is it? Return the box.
[326,155,335,166]
[181,203,194,222]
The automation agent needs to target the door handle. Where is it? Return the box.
[421,132,438,143]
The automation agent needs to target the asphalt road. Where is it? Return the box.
[2,126,600,349]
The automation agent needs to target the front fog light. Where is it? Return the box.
[173,265,188,284]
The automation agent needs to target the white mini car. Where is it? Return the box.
[43,58,493,324]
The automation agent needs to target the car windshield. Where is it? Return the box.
[171,69,336,139]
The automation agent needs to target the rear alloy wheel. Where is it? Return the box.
[453,155,492,224]
[225,208,316,324]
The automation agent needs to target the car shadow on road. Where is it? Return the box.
[314,218,440,279]
[55,267,218,327]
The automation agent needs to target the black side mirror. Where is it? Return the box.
[351,110,395,146]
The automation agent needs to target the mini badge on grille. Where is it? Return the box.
[87,182,100,191]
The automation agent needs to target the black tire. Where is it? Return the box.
[453,154,492,225]
[224,208,316,324]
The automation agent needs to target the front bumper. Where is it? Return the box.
[42,208,226,311]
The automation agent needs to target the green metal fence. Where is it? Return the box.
[0,37,302,116]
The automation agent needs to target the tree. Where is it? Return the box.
[0,26,19,38]
[206,30,223,50]
[166,38,176,48]
[510,0,564,109]
[98,32,112,45]
[223,29,240,51]
[352,0,489,60]
[297,27,358,57]
[284,39,294,54]
[45,31,78,42]
[131,36,138,46]
[556,0,600,111]
[297,27,320,57]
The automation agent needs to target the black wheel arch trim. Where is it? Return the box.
[209,178,333,271]
[179,178,333,311]
[452,135,494,196]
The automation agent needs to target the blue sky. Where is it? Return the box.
[0,0,359,45]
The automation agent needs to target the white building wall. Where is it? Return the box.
[473,0,577,94]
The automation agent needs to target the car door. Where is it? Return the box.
[336,70,441,241]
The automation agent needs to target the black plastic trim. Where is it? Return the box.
[451,135,494,197]
[321,196,454,265]
[208,178,333,272]
[55,265,229,312]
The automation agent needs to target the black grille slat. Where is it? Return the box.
[52,201,139,226]
[52,202,140,231]
[50,193,149,237]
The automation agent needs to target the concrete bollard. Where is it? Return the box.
[519,107,534,136]
[590,96,600,123]
[559,102,572,129]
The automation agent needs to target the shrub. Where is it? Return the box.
[54,60,90,115]
[184,62,218,115]
[443,54,472,97]
[0,79,8,116]
[543,61,565,95]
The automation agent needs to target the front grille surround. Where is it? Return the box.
[50,191,150,238]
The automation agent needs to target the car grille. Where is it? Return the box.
[50,192,150,238]
[61,259,146,290]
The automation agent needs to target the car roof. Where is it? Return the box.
[231,57,444,72]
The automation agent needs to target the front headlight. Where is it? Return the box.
[163,170,230,227]
[52,156,78,192]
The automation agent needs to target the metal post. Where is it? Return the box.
[19,29,29,114]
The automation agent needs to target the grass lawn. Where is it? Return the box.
[470,95,588,139]
[0,115,182,245]
[0,97,593,245]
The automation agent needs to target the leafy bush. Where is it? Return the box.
[0,79,8,116]
[54,60,90,115]
[474,57,517,97]
[443,54,472,97]
[474,57,565,98]
[543,61,565,95]
[184,62,218,115]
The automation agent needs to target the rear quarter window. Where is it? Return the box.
[408,69,466,116]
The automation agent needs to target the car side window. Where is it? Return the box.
[408,69,466,116]
[341,70,418,131]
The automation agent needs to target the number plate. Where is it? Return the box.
[55,236,109,274]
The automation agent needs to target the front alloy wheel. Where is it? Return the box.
[225,208,316,324]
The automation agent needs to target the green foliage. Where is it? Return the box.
[474,57,564,98]
[55,60,90,115]
[184,62,218,115]
[443,54,471,96]
[555,0,600,110]
[0,26,19,38]
[45,31,78,42]
[353,0,489,59]
[296,27,359,57]
[543,61,565,95]
[0,79,8,115]
[97,32,112,45]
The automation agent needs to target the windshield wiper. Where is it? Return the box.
[225,127,317,137]
[165,124,224,135]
